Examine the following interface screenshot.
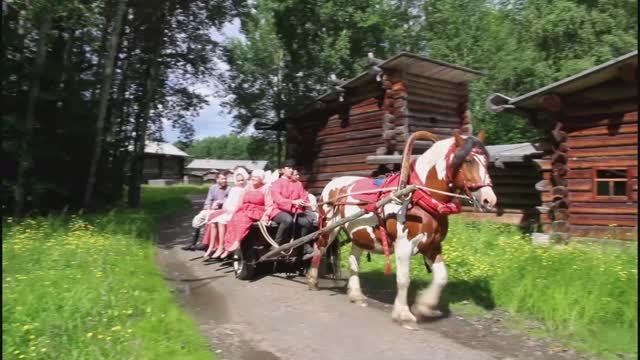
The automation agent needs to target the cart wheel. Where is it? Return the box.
[233,246,256,280]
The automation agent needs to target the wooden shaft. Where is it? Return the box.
[257,185,418,262]
[398,131,439,191]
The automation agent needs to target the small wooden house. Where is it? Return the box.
[142,141,189,182]
[487,51,638,241]
[185,159,269,175]
[261,52,482,195]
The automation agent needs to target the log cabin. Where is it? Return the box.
[258,52,483,195]
[142,141,189,182]
[486,50,638,241]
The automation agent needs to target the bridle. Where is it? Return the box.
[445,143,493,198]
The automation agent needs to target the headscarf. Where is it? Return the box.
[251,169,265,181]
[233,167,249,181]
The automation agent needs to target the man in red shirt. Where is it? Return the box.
[268,159,314,259]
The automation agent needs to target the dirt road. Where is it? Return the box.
[156,196,591,360]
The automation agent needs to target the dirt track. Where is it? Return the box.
[156,196,592,360]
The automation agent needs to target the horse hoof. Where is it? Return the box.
[351,299,368,307]
[348,292,368,306]
[413,304,442,318]
[391,307,417,324]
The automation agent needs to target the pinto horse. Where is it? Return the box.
[307,131,497,325]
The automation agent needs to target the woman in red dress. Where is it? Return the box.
[219,170,267,258]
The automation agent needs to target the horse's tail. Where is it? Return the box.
[398,131,439,191]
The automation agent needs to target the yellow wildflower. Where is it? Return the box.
[87,332,93,338]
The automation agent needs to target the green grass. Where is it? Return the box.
[341,218,638,359]
[3,185,212,360]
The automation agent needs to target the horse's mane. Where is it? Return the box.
[449,136,489,175]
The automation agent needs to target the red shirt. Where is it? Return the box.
[268,177,308,219]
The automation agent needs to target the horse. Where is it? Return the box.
[306,130,497,325]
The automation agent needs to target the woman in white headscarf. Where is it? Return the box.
[213,169,269,258]
[204,167,250,259]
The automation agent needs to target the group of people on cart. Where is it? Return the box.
[183,160,317,261]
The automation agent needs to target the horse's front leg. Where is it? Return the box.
[413,253,447,318]
[391,230,425,324]
[346,244,367,306]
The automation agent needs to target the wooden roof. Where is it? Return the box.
[487,51,638,116]
[257,52,482,130]
[312,52,481,108]
[144,141,190,157]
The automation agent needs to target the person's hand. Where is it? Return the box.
[293,199,306,207]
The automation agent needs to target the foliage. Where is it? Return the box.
[3,0,245,214]
[226,0,637,145]
[221,0,425,131]
[342,218,638,358]
[183,134,281,163]
[2,186,212,360]
[420,0,638,143]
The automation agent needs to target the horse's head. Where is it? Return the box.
[449,130,496,211]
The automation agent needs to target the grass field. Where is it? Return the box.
[3,186,213,360]
[341,218,638,359]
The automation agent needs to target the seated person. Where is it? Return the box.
[203,167,248,259]
[218,170,267,257]
[183,172,229,251]
[266,160,315,259]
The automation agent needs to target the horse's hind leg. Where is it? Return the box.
[413,254,447,318]
[347,245,367,306]
[307,227,340,290]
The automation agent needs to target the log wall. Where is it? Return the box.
[538,111,638,240]
[303,98,383,194]
[404,72,471,154]
[295,70,472,196]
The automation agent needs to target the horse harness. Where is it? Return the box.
[320,142,492,275]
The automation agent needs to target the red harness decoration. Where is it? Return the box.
[332,143,491,276]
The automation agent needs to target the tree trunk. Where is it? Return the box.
[127,2,170,208]
[14,13,52,217]
[276,130,282,167]
[57,30,75,106]
[83,0,128,209]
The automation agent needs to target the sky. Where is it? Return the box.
[163,18,244,143]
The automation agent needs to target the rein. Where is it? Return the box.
[317,184,471,207]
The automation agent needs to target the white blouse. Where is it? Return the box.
[209,186,245,224]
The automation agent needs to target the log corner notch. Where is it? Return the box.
[549,121,571,244]
[329,74,350,128]
[539,93,564,113]
[377,70,402,156]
